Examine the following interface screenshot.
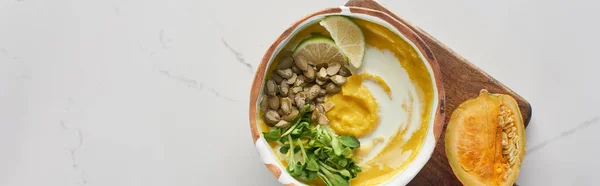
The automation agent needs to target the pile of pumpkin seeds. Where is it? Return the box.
[260,55,352,128]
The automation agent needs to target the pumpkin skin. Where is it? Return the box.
[445,89,526,186]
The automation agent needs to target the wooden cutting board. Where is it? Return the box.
[344,0,532,185]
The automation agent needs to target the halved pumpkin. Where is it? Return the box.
[445,89,526,186]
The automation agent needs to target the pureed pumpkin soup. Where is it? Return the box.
[258,17,435,186]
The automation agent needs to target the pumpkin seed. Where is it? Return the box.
[504,122,515,129]
[502,132,508,146]
[282,109,299,121]
[338,66,352,77]
[330,75,347,85]
[268,96,280,110]
[304,66,315,81]
[274,120,290,128]
[316,78,327,85]
[259,96,268,111]
[291,66,302,74]
[323,102,334,112]
[291,86,303,94]
[277,56,294,70]
[305,85,321,100]
[508,132,515,138]
[276,68,293,79]
[506,116,514,123]
[317,67,328,80]
[280,97,292,115]
[271,73,284,84]
[325,83,341,94]
[286,73,297,85]
[293,55,309,71]
[265,80,277,96]
[295,92,307,110]
[294,75,307,87]
[317,113,329,125]
[326,63,341,75]
[279,82,289,96]
[264,110,281,125]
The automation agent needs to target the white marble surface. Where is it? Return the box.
[1,0,599,185]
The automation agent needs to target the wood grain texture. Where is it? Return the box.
[345,0,532,185]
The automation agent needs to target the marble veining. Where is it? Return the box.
[159,29,171,50]
[157,69,239,102]
[209,89,240,102]
[527,116,599,154]
[60,99,87,186]
[158,69,202,89]
[138,43,157,56]
[221,38,254,73]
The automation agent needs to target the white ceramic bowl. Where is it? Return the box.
[249,6,445,186]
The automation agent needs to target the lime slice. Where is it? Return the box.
[319,16,365,69]
[293,36,346,66]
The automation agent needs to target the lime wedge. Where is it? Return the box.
[293,36,346,66]
[319,16,365,69]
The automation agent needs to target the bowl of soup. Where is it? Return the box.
[249,6,445,186]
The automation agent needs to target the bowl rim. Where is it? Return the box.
[248,6,446,185]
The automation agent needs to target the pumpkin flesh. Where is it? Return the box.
[445,90,526,186]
